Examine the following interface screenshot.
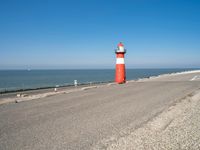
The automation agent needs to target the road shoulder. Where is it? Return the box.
[94,89,200,150]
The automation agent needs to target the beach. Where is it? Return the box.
[1,70,200,149]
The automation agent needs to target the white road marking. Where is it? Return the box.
[190,75,200,81]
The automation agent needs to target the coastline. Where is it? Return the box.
[1,69,199,95]
[0,81,112,94]
[0,69,200,105]
[136,69,200,82]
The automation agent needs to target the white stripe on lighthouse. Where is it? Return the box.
[116,58,125,64]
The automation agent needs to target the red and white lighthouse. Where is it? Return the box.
[115,42,126,84]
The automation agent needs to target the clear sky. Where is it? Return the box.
[0,0,200,69]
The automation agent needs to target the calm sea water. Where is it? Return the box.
[0,69,197,92]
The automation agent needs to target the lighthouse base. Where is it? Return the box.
[117,81,126,84]
[115,64,126,84]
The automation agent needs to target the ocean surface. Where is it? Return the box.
[0,69,198,93]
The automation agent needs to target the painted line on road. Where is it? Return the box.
[190,75,200,81]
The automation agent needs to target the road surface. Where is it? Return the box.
[0,71,200,150]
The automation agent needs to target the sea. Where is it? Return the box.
[0,69,198,93]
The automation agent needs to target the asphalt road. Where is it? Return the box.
[1,72,200,150]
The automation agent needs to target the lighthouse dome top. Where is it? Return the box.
[115,42,126,54]
[118,42,124,47]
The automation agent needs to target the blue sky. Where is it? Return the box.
[0,0,200,69]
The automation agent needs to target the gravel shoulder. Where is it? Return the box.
[96,89,200,150]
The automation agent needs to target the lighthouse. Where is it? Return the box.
[115,42,126,84]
